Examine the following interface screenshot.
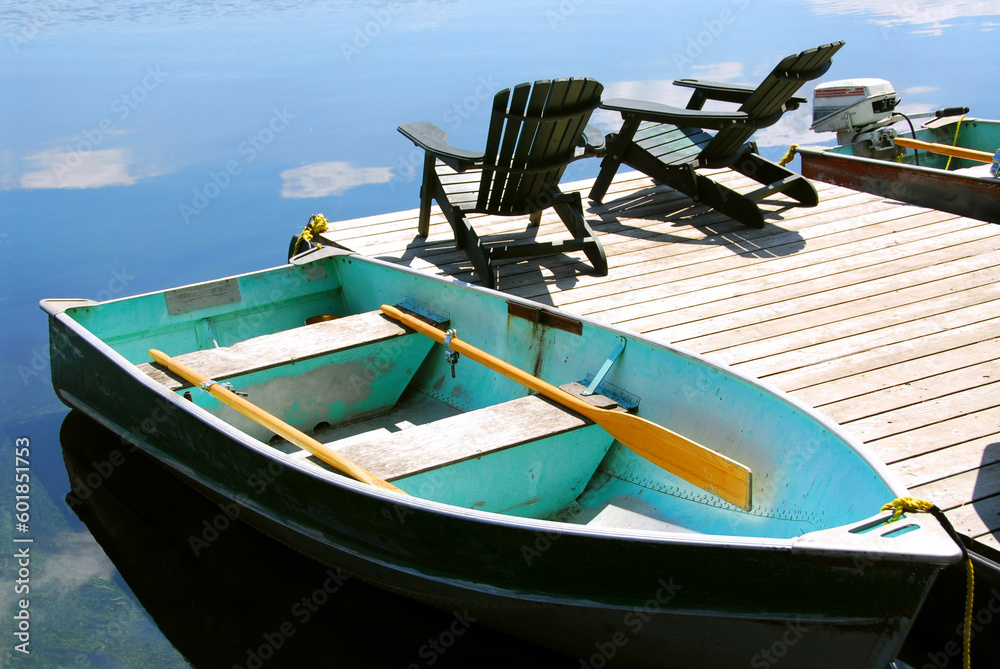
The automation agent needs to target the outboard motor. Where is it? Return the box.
[810,78,901,147]
[810,79,970,160]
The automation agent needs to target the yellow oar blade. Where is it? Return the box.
[148,349,406,495]
[380,305,752,510]
[595,410,751,510]
[893,137,995,164]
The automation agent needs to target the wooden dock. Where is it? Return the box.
[319,168,1000,554]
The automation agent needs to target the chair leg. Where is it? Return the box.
[732,151,819,207]
[553,192,608,276]
[417,153,436,237]
[590,153,620,205]
[551,192,585,238]
[452,214,495,289]
[581,228,609,276]
[692,171,765,229]
[589,118,640,203]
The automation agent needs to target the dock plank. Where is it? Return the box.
[793,338,1000,407]
[867,406,1000,465]
[940,495,1000,545]
[660,251,1000,350]
[722,282,1000,370]
[763,320,1000,392]
[818,359,998,426]
[844,382,1000,445]
[735,298,1000,379]
[583,215,987,328]
[909,463,1000,511]
[890,434,1000,489]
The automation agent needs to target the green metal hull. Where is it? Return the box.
[43,248,961,667]
[799,117,1000,224]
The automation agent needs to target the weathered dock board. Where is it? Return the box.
[319,168,1000,554]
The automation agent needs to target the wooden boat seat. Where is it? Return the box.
[328,390,617,518]
[335,395,590,479]
[138,310,414,391]
[138,310,437,442]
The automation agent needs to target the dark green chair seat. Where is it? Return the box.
[590,41,845,229]
[399,78,608,289]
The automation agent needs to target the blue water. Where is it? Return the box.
[1,1,997,666]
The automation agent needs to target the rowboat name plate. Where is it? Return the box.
[164,278,242,315]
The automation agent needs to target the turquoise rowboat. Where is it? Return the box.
[43,245,960,668]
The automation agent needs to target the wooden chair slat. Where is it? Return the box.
[501,80,554,213]
[486,82,533,212]
[521,78,587,207]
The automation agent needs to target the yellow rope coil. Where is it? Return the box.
[778,144,799,167]
[880,496,973,669]
[291,213,330,257]
[880,496,935,523]
[302,213,329,242]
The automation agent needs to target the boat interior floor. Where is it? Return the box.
[267,389,464,457]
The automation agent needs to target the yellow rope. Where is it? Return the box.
[880,496,935,522]
[964,557,974,669]
[291,213,330,257]
[881,497,973,669]
[944,114,966,171]
[778,144,799,167]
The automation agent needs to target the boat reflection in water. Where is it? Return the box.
[60,410,575,669]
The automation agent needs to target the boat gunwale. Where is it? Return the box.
[796,143,1000,183]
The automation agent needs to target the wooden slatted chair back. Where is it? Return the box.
[477,78,603,216]
[701,41,845,163]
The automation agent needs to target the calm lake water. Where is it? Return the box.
[1,1,998,666]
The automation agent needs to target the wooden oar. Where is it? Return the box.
[380,305,752,510]
[893,137,996,164]
[148,349,406,495]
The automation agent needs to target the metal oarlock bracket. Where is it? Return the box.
[583,337,626,396]
[199,380,248,397]
[444,328,460,378]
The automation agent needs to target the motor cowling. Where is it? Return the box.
[811,78,901,144]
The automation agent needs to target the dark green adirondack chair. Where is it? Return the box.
[590,41,845,229]
[398,78,607,289]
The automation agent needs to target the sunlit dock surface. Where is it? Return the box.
[320,169,1000,554]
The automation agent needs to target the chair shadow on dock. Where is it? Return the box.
[973,441,1000,550]
[376,233,596,303]
[589,185,807,259]
[368,174,815,296]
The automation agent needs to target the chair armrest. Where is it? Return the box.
[397,122,485,172]
[601,98,751,131]
[672,79,807,111]
[673,79,756,106]
[576,123,606,158]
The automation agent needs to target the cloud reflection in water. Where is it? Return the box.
[280,160,393,198]
[19,148,142,190]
